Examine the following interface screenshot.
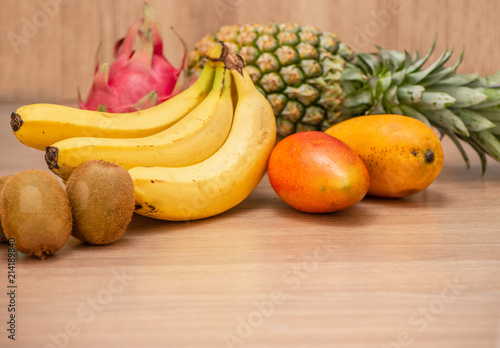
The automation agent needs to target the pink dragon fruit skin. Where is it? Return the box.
[79,3,186,113]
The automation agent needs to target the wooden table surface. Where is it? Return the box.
[1,102,500,348]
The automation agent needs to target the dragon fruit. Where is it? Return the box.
[79,3,187,113]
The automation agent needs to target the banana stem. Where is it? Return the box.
[207,41,245,73]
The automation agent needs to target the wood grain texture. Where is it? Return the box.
[1,0,500,103]
[0,100,500,347]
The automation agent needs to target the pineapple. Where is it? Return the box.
[188,23,500,172]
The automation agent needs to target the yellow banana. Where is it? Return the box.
[10,50,218,151]
[129,65,277,221]
[46,62,233,180]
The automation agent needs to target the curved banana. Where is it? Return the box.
[46,62,233,180]
[129,65,277,221]
[10,50,218,151]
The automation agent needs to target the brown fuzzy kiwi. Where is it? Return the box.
[0,170,72,259]
[65,160,135,245]
[0,176,13,242]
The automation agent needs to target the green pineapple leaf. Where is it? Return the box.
[356,52,382,76]
[397,85,425,104]
[427,86,487,108]
[470,87,500,109]
[452,109,496,132]
[457,133,489,175]
[407,39,436,73]
[416,91,456,110]
[405,49,454,85]
[470,130,500,161]
[398,104,431,126]
[435,73,481,86]
[444,129,472,170]
[423,108,469,136]
[485,70,500,87]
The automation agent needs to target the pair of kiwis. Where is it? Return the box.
[0,161,135,259]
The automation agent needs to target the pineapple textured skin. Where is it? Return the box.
[188,23,355,137]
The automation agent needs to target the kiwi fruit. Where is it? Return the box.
[65,160,135,245]
[0,176,13,242]
[0,170,72,259]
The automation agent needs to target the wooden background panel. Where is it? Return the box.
[1,0,500,103]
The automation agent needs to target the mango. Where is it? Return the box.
[268,131,370,213]
[325,115,444,198]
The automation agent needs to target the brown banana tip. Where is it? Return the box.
[10,112,22,132]
[45,146,59,170]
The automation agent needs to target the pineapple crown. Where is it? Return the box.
[343,40,500,173]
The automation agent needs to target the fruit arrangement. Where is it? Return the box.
[45,57,234,181]
[0,161,136,259]
[325,114,444,198]
[3,4,499,259]
[10,40,276,224]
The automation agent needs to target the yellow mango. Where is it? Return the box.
[325,114,444,198]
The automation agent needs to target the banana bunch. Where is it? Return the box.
[10,42,277,221]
